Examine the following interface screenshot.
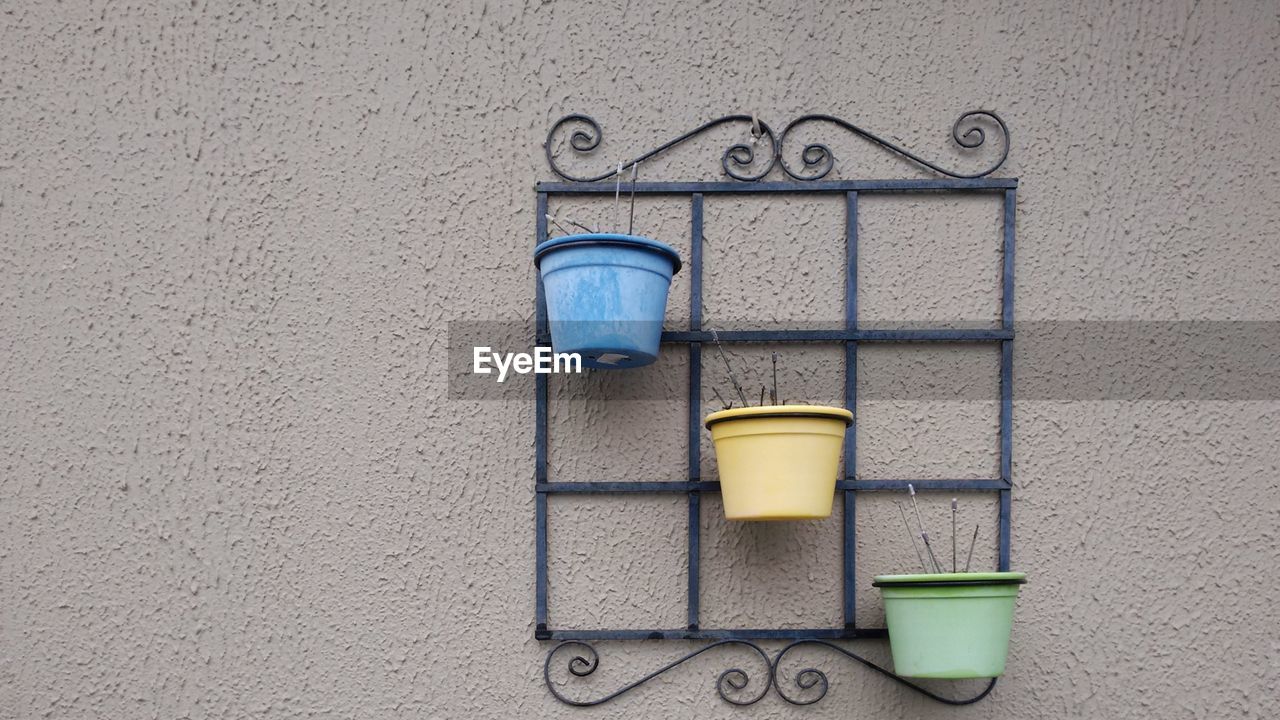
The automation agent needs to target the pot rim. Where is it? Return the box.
[533,232,682,273]
[872,571,1026,587]
[704,404,854,429]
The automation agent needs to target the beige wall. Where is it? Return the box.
[3,1,1279,718]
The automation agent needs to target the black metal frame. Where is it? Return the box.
[536,113,1015,706]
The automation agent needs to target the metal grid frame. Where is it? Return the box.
[534,176,1016,642]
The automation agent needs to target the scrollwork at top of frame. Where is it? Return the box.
[544,114,778,182]
[778,111,1010,180]
[542,110,1010,182]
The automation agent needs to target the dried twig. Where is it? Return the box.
[951,498,958,573]
[964,524,980,573]
[627,161,639,235]
[712,387,733,411]
[563,217,596,233]
[613,161,623,231]
[770,352,779,405]
[545,214,571,236]
[545,214,595,236]
[709,329,749,407]
[897,501,929,574]
[908,484,942,573]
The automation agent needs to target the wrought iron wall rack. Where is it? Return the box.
[535,111,1016,707]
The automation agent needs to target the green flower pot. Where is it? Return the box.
[873,572,1026,679]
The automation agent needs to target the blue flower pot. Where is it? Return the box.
[534,233,681,369]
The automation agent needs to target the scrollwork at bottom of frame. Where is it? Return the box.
[543,639,998,707]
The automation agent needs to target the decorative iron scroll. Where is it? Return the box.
[544,114,778,182]
[778,111,1009,180]
[544,111,1009,182]
[544,640,773,707]
[544,640,998,707]
[770,640,998,706]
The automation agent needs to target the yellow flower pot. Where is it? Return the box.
[704,405,853,520]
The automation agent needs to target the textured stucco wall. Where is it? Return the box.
[3,1,1279,718]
